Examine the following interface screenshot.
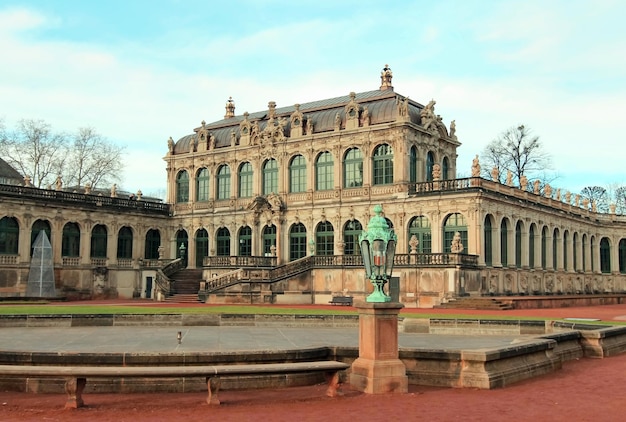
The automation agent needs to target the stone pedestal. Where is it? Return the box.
[350,301,408,394]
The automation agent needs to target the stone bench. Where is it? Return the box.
[329,296,353,306]
[0,360,350,409]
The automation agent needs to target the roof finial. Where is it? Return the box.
[380,64,393,91]
[224,97,235,119]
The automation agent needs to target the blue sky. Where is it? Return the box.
[1,0,625,198]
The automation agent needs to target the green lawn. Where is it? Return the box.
[0,303,622,325]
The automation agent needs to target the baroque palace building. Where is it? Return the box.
[1,66,626,306]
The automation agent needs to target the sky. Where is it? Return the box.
[1,0,625,198]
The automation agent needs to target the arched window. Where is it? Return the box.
[238,226,252,256]
[263,225,276,256]
[343,220,362,255]
[409,146,418,183]
[553,228,559,270]
[563,231,570,271]
[31,219,51,256]
[315,221,334,255]
[62,222,80,257]
[263,159,278,195]
[529,224,537,269]
[442,156,450,180]
[216,165,231,200]
[426,151,435,182]
[582,234,588,272]
[484,216,493,266]
[0,217,19,255]
[515,221,523,268]
[238,162,253,198]
[176,170,189,203]
[500,219,509,267]
[541,227,548,270]
[408,216,431,253]
[315,152,334,191]
[195,229,209,267]
[216,228,230,256]
[600,237,611,274]
[372,144,393,185]
[289,223,307,261]
[573,232,579,271]
[117,226,133,259]
[591,236,596,272]
[196,168,209,202]
[443,213,467,253]
[344,148,363,188]
[175,230,188,265]
[144,229,160,259]
[289,155,307,193]
[619,239,626,274]
[90,224,107,258]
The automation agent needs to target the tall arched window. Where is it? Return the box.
[484,216,493,266]
[619,239,626,274]
[263,159,278,195]
[372,144,393,185]
[176,170,189,203]
[343,220,362,256]
[31,219,51,256]
[315,221,334,255]
[289,223,307,261]
[175,230,188,265]
[238,226,252,256]
[409,146,418,183]
[144,229,160,259]
[500,219,509,267]
[0,217,19,255]
[563,231,570,271]
[315,152,334,191]
[62,222,80,257]
[582,234,588,272]
[196,168,209,202]
[289,155,307,193]
[553,228,559,270]
[515,221,523,268]
[442,156,450,180]
[117,226,133,259]
[344,148,363,188]
[529,224,536,269]
[216,165,231,200]
[263,225,276,256]
[195,229,209,267]
[408,216,431,253]
[541,227,548,270]
[90,224,107,258]
[600,237,611,274]
[216,228,230,256]
[443,213,467,253]
[426,151,435,182]
[238,162,253,198]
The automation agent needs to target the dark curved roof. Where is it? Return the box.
[172,89,427,154]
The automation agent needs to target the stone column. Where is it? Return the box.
[350,301,408,394]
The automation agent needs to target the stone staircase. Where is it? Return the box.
[165,269,204,303]
[435,296,514,310]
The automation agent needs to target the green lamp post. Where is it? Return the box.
[359,204,397,302]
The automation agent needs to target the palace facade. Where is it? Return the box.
[1,67,626,306]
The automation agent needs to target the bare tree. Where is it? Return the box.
[0,120,124,190]
[62,127,125,189]
[580,186,609,212]
[614,186,626,215]
[0,119,67,188]
[481,125,552,186]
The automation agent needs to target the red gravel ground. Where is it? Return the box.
[2,302,626,421]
